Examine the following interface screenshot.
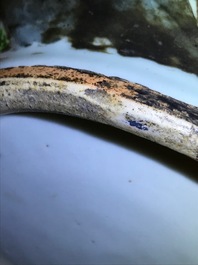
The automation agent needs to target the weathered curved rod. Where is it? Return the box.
[0,65,198,160]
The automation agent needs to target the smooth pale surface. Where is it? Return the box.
[0,39,198,264]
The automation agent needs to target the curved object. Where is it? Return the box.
[0,65,198,160]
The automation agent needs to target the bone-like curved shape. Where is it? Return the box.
[0,65,198,160]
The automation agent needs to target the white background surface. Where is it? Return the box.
[0,39,198,264]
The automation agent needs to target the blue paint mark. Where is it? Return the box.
[128,120,148,131]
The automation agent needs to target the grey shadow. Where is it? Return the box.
[10,112,198,183]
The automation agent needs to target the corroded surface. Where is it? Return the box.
[0,65,198,160]
[0,65,198,126]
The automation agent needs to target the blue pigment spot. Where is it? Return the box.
[128,120,148,131]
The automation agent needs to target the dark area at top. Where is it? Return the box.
[0,0,198,76]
